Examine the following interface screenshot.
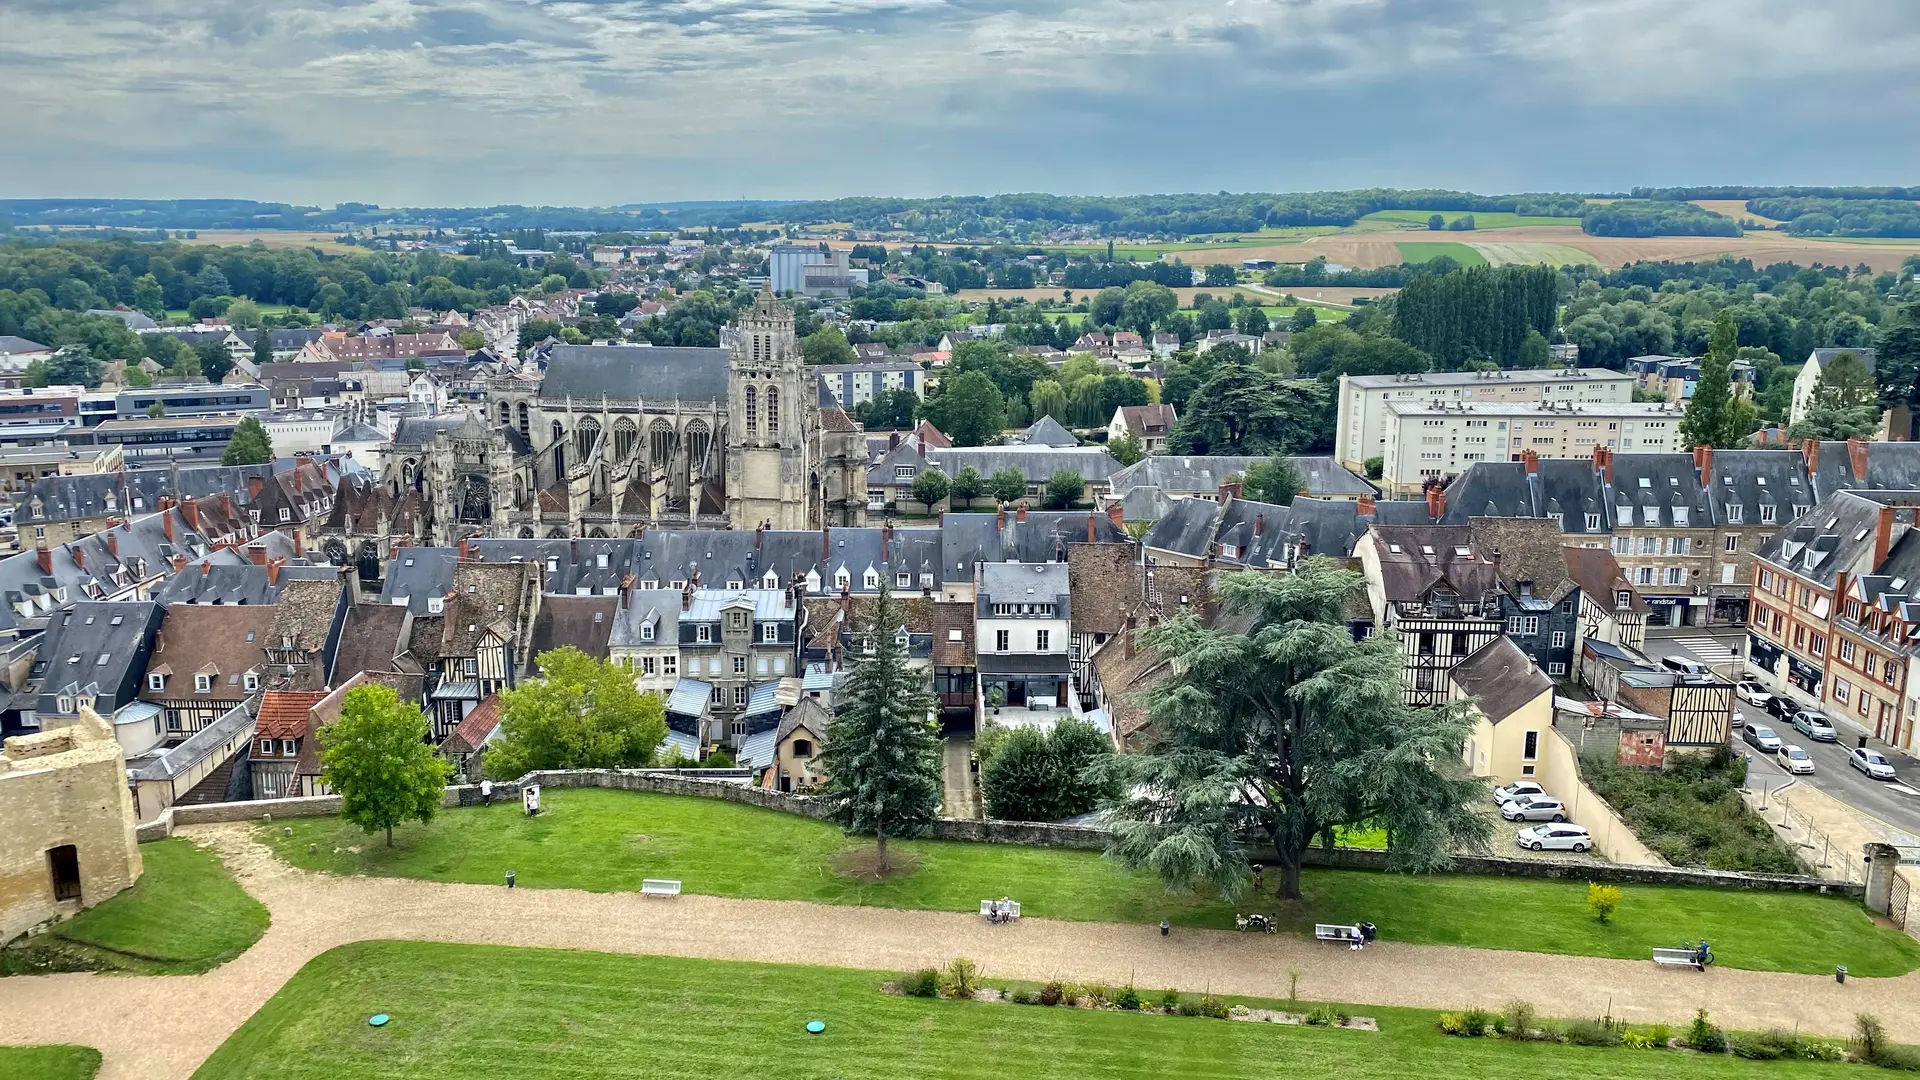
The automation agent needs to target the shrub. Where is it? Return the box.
[1501,1000,1537,1041]
[1037,982,1064,1007]
[1622,1032,1654,1049]
[1689,1009,1727,1054]
[1438,1013,1466,1036]
[1010,989,1038,1006]
[1565,1018,1624,1047]
[1060,983,1084,1007]
[1581,748,1800,873]
[1857,1014,1891,1063]
[1729,1033,1785,1060]
[1306,1006,1344,1027]
[1646,1023,1671,1048]
[1461,1008,1490,1037]
[1491,1015,1507,1036]
[1085,984,1109,1008]
[1800,1040,1848,1063]
[1159,989,1180,1013]
[1198,995,1231,1020]
[901,968,940,997]
[1586,882,1622,923]
[1114,985,1142,1011]
[941,957,981,999]
[979,718,1118,822]
[1176,1000,1205,1018]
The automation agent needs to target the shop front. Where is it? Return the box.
[1643,595,1709,628]
[1748,635,1783,677]
[1786,654,1823,698]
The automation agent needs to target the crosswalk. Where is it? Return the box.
[1674,637,1743,665]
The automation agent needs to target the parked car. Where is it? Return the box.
[1741,722,1783,753]
[1515,823,1592,852]
[1851,747,1898,781]
[1777,744,1816,775]
[1493,780,1547,804]
[1791,711,1838,742]
[1501,796,1568,822]
[1735,680,1773,707]
[1662,656,1713,678]
[1764,695,1794,720]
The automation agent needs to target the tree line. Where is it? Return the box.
[1392,264,1559,369]
[1746,198,1920,238]
[1580,201,1742,238]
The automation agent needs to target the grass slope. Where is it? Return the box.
[3,838,269,976]
[0,1047,101,1080]
[260,789,1920,976]
[194,942,1851,1080]
[1395,241,1489,267]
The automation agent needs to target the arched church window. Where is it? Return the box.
[516,402,530,437]
[613,418,638,461]
[576,416,601,460]
[686,420,711,470]
[551,420,565,449]
[766,387,779,437]
[649,420,676,465]
[744,386,758,437]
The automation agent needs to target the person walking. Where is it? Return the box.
[481,778,494,807]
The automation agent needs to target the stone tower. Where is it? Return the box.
[726,287,813,530]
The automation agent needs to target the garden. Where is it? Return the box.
[1582,748,1802,873]
[258,787,1920,976]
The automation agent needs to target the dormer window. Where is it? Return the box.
[1760,504,1777,524]
[1584,513,1600,531]
[57,696,72,713]
[147,672,164,691]
[834,570,850,590]
[697,624,712,644]
[726,579,743,589]
[1725,503,1743,523]
[763,623,778,643]
[194,673,211,693]
[863,570,879,590]
[641,622,656,641]
[428,596,445,614]
[763,572,779,588]
[896,573,912,589]
[805,571,821,593]
[596,552,609,569]
[245,672,260,691]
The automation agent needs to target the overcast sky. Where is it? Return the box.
[2,0,1916,207]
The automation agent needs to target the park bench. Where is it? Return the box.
[1652,947,1702,969]
[1315,923,1364,944]
[641,879,682,897]
[980,900,1021,922]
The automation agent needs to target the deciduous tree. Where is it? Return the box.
[910,468,951,514]
[221,416,273,465]
[989,467,1027,505]
[1044,469,1085,509]
[486,647,668,778]
[318,684,453,847]
[950,465,985,508]
[917,370,1006,447]
[1240,456,1305,505]
[1105,434,1145,467]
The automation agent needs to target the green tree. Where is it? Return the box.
[1094,562,1489,900]
[1290,307,1319,333]
[1044,469,1085,509]
[1812,351,1879,413]
[1170,365,1326,455]
[1241,457,1305,505]
[1518,329,1552,368]
[223,298,262,329]
[317,684,453,847]
[1088,287,1127,328]
[456,329,487,351]
[1427,214,1446,231]
[252,328,274,369]
[989,467,1028,505]
[1681,311,1743,449]
[853,388,919,430]
[145,401,165,419]
[42,345,103,388]
[918,370,1006,446]
[540,274,570,294]
[1234,306,1270,338]
[950,465,985,508]
[910,468,951,514]
[1105,434,1145,467]
[801,325,856,366]
[980,718,1118,822]
[817,583,942,874]
[1028,379,1069,423]
[132,273,165,317]
[485,647,668,778]
[220,416,274,466]
[194,339,235,385]
[123,365,153,388]
[1121,281,1177,335]
[1874,310,1920,410]
[1203,264,1238,287]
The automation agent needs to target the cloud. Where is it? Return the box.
[0,0,1915,204]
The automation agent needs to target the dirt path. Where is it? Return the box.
[942,736,980,820]
[5,823,1917,1080]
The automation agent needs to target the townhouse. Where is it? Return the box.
[1353,525,1506,707]
[976,562,1073,726]
[139,605,272,738]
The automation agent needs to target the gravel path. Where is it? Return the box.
[4,822,1918,1080]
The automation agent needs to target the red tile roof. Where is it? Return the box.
[443,694,503,755]
[256,690,328,739]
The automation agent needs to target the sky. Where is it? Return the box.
[1,0,1917,207]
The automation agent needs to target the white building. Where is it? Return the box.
[975,563,1073,728]
[1337,367,1638,474]
[1789,348,1878,427]
[1378,399,1685,497]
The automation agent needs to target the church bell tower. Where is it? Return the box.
[726,287,812,530]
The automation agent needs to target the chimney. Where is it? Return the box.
[996,508,1006,530]
[821,525,831,560]
[1105,501,1125,532]
[35,546,52,575]
[70,546,84,571]
[248,543,267,566]
[1802,439,1820,472]
[917,441,925,458]
[1254,514,1265,537]
[247,476,265,501]
[293,531,303,557]
[200,559,211,577]
[1218,480,1242,505]
[889,431,900,450]
[1594,445,1614,483]
[1356,493,1376,516]
[161,511,175,542]
[221,493,235,519]
[755,522,765,549]
[182,498,201,533]
[458,537,470,562]
[882,520,894,549]
[1523,449,1539,475]
[1016,504,1027,524]
[268,559,283,587]
[1875,504,1897,568]
[1849,437,1869,480]
[1086,514,1096,543]
[171,553,187,575]
[1692,444,1713,480]
[106,532,119,558]
[1424,485,1446,520]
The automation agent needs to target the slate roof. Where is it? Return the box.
[540,344,730,403]
[1809,441,1920,497]
[1605,453,1710,530]
[332,603,412,679]
[1758,490,1920,588]
[441,563,533,657]
[1440,459,1609,535]
[0,335,51,354]
[1451,637,1552,723]
[28,600,164,715]
[1016,415,1079,447]
[1367,525,1500,602]
[150,561,336,606]
[608,588,685,649]
[380,548,460,613]
[530,595,617,666]
[1703,449,1811,528]
[873,445,1122,489]
[0,508,246,635]
[1809,347,1875,372]
[268,578,343,652]
[1113,405,1175,439]
[1562,545,1648,613]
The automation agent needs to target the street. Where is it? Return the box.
[1641,626,1920,845]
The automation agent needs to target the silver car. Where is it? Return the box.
[1493,780,1546,804]
[1776,744,1815,775]
[1741,722,1782,753]
[1851,747,1898,781]
[1501,796,1568,822]
[1516,823,1592,852]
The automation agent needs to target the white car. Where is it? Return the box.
[1515,823,1592,852]
[1501,796,1568,822]
[1777,744,1815,775]
[1851,747,1898,781]
[1493,780,1547,804]
[1736,680,1773,706]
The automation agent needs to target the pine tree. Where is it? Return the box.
[817,583,942,874]
[1681,310,1739,448]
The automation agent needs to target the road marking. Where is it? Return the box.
[1888,784,1920,798]
[1675,637,1741,664]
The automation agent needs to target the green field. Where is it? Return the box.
[193,942,1857,1080]
[0,838,269,976]
[1396,242,1489,267]
[0,1047,100,1080]
[257,789,1920,976]
[1362,210,1583,230]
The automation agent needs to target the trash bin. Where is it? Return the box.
[1837,965,1848,984]
[1160,920,1171,937]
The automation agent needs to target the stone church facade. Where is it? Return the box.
[322,291,866,555]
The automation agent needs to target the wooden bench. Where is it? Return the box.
[980,900,1021,921]
[641,879,682,897]
[1315,923,1363,944]
[1652,948,1701,968]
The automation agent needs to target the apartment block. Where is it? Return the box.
[1377,399,1684,497]
[1336,367,1637,473]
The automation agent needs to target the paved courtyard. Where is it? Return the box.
[4,823,1918,1080]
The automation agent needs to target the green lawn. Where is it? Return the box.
[1396,241,1489,266]
[1362,210,1583,230]
[1,838,269,976]
[0,1047,100,1080]
[257,789,1920,976]
[193,942,1855,1080]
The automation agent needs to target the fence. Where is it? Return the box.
[1748,784,1865,885]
